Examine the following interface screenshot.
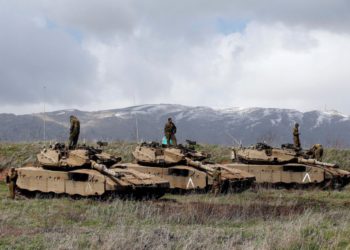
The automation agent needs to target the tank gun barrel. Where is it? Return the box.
[91,161,125,185]
[185,158,240,177]
[185,158,213,174]
[298,158,337,168]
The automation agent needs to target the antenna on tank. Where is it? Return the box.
[225,131,241,147]
[43,85,46,144]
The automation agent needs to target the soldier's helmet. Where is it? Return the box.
[168,117,172,122]
[295,123,299,127]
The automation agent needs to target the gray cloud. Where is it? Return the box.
[56,1,350,34]
[39,0,137,38]
[0,4,97,106]
[20,0,350,40]
[1,1,350,114]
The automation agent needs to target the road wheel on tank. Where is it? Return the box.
[151,190,166,200]
[234,179,254,193]
[34,191,57,199]
[219,180,227,194]
[204,185,211,193]
[106,191,125,201]
[17,189,36,198]
[228,181,241,193]
[290,183,303,190]
[68,194,77,200]
[322,179,333,190]
[331,179,344,190]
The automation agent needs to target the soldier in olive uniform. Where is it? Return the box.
[212,168,221,196]
[310,144,324,161]
[68,115,80,149]
[164,118,177,146]
[6,167,18,199]
[314,144,324,161]
[293,123,301,149]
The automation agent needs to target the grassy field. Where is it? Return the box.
[1,184,349,249]
[0,142,350,249]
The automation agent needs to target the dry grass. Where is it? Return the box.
[0,142,350,249]
[0,185,349,249]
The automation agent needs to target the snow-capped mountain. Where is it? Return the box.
[1,104,349,148]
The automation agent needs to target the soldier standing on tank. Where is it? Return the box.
[310,144,324,161]
[6,167,18,199]
[68,115,80,149]
[293,123,301,150]
[212,168,221,196]
[164,118,177,146]
[314,144,324,161]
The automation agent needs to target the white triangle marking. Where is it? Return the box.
[302,173,311,183]
[186,177,195,189]
[86,182,93,193]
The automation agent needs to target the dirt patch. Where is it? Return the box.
[141,200,329,224]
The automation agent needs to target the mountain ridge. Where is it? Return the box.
[1,104,349,148]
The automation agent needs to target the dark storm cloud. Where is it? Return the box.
[0,3,97,106]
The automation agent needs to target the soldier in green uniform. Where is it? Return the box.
[212,167,221,196]
[314,144,324,161]
[309,144,324,161]
[68,115,80,149]
[293,123,301,149]
[6,167,18,199]
[164,118,177,146]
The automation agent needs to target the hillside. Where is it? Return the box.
[1,104,350,147]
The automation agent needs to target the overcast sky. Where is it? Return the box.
[1,0,350,114]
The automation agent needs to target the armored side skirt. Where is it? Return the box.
[16,167,168,199]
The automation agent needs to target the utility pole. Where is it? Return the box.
[135,114,139,143]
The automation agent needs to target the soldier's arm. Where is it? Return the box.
[293,129,299,136]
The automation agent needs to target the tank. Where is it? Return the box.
[231,142,322,164]
[226,143,350,190]
[16,143,170,199]
[115,142,255,193]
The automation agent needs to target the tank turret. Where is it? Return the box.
[36,143,121,170]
